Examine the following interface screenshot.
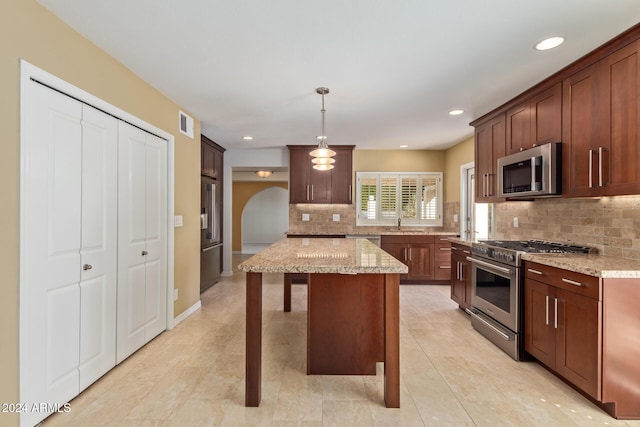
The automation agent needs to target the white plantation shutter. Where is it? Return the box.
[356,172,443,226]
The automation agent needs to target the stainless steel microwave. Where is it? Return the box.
[497,142,562,199]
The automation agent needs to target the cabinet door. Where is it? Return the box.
[381,243,409,281]
[330,148,353,203]
[531,83,562,146]
[289,148,311,203]
[555,288,601,400]
[407,245,433,281]
[506,101,530,155]
[202,141,215,177]
[434,243,451,281]
[562,63,601,198]
[309,164,332,203]
[524,279,556,369]
[450,254,465,305]
[474,113,505,202]
[600,40,640,196]
[462,258,472,309]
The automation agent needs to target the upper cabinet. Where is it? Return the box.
[563,40,640,197]
[472,24,640,200]
[201,134,225,180]
[506,83,562,155]
[288,145,354,204]
[474,112,505,203]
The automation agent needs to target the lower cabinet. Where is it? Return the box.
[381,235,451,284]
[450,243,472,309]
[523,261,640,419]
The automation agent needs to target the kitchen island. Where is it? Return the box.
[238,237,408,408]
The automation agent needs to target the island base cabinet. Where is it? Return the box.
[307,274,383,375]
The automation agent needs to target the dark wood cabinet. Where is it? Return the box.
[450,243,471,309]
[562,63,602,198]
[506,83,562,155]
[563,41,640,198]
[524,262,601,399]
[381,235,451,284]
[201,134,224,180]
[474,113,505,202]
[288,145,354,204]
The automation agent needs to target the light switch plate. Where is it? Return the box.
[453,214,459,223]
[513,217,519,228]
[174,215,183,227]
[302,213,310,221]
[332,214,340,222]
[173,288,179,301]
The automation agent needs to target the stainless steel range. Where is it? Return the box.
[467,240,593,360]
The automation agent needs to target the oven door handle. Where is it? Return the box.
[466,256,512,274]
[465,308,511,341]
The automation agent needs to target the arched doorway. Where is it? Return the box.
[241,187,288,253]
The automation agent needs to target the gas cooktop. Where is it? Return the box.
[471,239,594,266]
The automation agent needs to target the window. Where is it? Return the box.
[356,172,443,226]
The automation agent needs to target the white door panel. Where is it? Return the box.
[79,104,117,390]
[22,82,82,423]
[117,122,168,363]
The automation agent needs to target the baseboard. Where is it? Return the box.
[173,300,202,326]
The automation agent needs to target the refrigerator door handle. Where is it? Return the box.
[202,243,223,252]
[211,183,219,242]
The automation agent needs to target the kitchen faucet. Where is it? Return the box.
[397,217,401,230]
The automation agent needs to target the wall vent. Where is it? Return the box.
[178,110,194,139]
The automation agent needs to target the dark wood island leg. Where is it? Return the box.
[245,272,262,407]
[284,273,292,312]
[384,273,400,408]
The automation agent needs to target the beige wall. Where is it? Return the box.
[353,149,446,174]
[1,0,201,417]
[232,181,288,251]
[444,136,475,202]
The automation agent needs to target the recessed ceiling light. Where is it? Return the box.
[242,136,253,141]
[399,145,409,148]
[449,109,464,116]
[535,36,565,51]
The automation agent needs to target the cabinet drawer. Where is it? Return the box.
[451,244,471,255]
[381,235,435,245]
[525,261,600,300]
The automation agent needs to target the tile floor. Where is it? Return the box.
[44,255,639,426]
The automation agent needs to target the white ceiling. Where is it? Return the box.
[38,0,640,151]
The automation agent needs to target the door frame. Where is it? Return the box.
[19,60,175,409]
[459,161,474,240]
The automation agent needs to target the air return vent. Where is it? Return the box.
[178,110,194,139]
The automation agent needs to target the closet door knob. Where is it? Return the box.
[83,264,93,271]
[141,250,148,256]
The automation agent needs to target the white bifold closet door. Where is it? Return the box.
[117,121,168,363]
[22,81,117,425]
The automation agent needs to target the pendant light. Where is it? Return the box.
[309,87,335,170]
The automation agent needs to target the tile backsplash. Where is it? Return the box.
[288,202,460,235]
[494,196,640,259]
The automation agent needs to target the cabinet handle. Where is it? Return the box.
[141,250,148,256]
[599,146,605,187]
[554,298,559,329]
[439,265,451,269]
[588,149,595,188]
[484,174,489,197]
[409,248,412,261]
[306,185,310,201]
[545,295,549,326]
[561,278,584,287]
[349,184,352,202]
[83,264,93,271]
[527,268,544,275]
[311,185,314,201]
[439,247,451,251]
[403,248,407,261]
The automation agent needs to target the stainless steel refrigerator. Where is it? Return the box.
[201,176,222,292]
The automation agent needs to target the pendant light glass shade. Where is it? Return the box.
[313,163,334,171]
[309,87,336,167]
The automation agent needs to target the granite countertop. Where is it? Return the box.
[448,237,474,246]
[238,237,409,274]
[286,230,459,236]
[521,253,640,279]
